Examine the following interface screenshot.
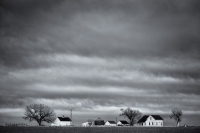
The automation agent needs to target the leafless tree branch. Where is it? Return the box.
[22,104,56,126]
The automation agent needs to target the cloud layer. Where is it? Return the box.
[0,0,200,126]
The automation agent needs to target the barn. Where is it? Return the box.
[137,115,163,127]
[104,121,116,126]
[117,120,129,126]
[51,116,72,126]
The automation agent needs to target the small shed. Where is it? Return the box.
[104,121,116,126]
[184,124,188,127]
[82,122,92,127]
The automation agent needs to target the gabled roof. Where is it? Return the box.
[119,120,129,124]
[138,115,163,123]
[151,115,163,120]
[107,121,116,124]
[58,117,71,121]
[137,115,149,123]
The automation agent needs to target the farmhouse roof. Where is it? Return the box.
[107,121,116,124]
[138,115,163,123]
[119,120,129,124]
[137,115,149,123]
[151,115,163,120]
[58,117,71,121]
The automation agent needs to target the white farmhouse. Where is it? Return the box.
[117,120,129,126]
[137,115,163,127]
[51,116,72,126]
[104,121,116,126]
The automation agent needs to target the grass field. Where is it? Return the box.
[1,127,200,133]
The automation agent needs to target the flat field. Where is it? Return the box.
[0,127,200,133]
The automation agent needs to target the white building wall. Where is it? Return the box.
[51,118,72,126]
[58,121,71,126]
[117,121,129,126]
[104,121,116,126]
[154,120,163,126]
[82,122,91,127]
[117,121,122,126]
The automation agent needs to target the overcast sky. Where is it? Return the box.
[0,0,200,126]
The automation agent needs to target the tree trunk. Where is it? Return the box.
[130,118,134,126]
[38,120,42,126]
[176,121,179,127]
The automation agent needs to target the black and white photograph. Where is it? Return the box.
[0,0,200,132]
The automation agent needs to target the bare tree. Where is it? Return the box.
[169,108,183,127]
[23,104,56,126]
[119,107,142,126]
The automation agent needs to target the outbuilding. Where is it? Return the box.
[82,122,92,127]
[51,116,72,126]
[92,117,104,126]
[117,120,129,126]
[104,121,116,126]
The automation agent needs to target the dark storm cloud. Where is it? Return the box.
[0,0,200,68]
[0,0,60,67]
[0,0,200,126]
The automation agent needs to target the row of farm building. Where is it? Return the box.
[51,115,164,127]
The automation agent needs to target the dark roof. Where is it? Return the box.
[151,115,163,120]
[137,115,149,123]
[107,121,116,124]
[58,117,71,121]
[138,115,163,123]
[119,120,129,124]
